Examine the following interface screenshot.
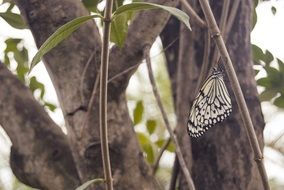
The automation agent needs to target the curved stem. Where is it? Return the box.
[194,29,210,95]
[100,0,114,189]
[145,46,195,190]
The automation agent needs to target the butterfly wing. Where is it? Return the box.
[187,70,232,138]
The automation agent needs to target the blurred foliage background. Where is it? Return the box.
[0,0,284,189]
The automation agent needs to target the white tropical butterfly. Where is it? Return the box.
[187,67,232,138]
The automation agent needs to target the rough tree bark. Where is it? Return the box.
[0,0,265,189]
[162,1,265,190]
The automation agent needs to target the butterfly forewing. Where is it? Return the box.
[187,68,232,138]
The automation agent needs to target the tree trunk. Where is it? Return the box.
[162,1,265,189]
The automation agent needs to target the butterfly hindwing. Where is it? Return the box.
[187,68,232,138]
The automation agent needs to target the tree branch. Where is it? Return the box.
[0,64,80,189]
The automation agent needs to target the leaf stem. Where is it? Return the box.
[145,46,195,190]
[152,137,171,174]
[100,0,114,189]
[198,1,270,190]
[179,0,206,28]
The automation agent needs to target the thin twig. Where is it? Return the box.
[172,21,186,186]
[79,74,100,138]
[108,36,179,83]
[169,156,180,190]
[211,0,230,68]
[152,137,171,174]
[80,49,96,105]
[224,0,241,41]
[100,0,114,188]
[179,0,207,28]
[269,130,284,147]
[213,0,240,68]
[194,29,210,95]
[266,143,284,156]
[269,129,284,146]
[145,45,195,190]
[198,1,270,190]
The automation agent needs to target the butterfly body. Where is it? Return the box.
[187,68,232,138]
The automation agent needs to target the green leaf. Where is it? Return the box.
[136,132,155,164]
[277,58,284,72]
[155,139,165,148]
[82,0,102,12]
[254,0,259,8]
[252,44,264,64]
[6,3,14,12]
[14,47,29,64]
[2,0,13,4]
[113,2,191,30]
[44,102,57,112]
[254,68,260,76]
[271,6,277,15]
[257,78,271,87]
[144,143,155,164]
[266,66,278,76]
[110,14,128,48]
[113,0,125,12]
[30,14,103,72]
[4,54,10,66]
[273,96,284,108]
[16,64,29,82]
[29,76,45,98]
[166,141,175,152]
[155,138,175,152]
[263,50,274,66]
[133,100,144,125]
[5,38,22,53]
[259,90,278,102]
[252,7,257,30]
[146,119,156,135]
[136,132,151,145]
[75,178,104,190]
[0,12,26,29]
